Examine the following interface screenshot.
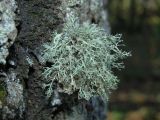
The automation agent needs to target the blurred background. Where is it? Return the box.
[107,0,160,120]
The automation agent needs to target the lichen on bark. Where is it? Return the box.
[42,0,129,102]
[0,0,18,65]
[0,0,115,120]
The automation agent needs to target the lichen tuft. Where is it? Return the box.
[42,14,130,101]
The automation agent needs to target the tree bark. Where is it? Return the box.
[0,0,110,120]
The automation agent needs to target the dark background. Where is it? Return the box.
[107,0,160,120]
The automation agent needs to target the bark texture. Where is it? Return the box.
[0,0,110,120]
[0,0,17,64]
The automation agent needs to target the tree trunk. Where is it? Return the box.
[0,0,110,120]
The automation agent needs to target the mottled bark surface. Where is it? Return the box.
[0,0,110,120]
[16,0,62,119]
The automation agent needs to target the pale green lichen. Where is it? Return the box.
[42,14,130,100]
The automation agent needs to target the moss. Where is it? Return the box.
[0,85,6,103]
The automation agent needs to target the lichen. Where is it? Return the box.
[42,10,130,100]
[0,0,17,64]
[2,70,25,119]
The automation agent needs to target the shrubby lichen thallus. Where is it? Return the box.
[42,15,130,101]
